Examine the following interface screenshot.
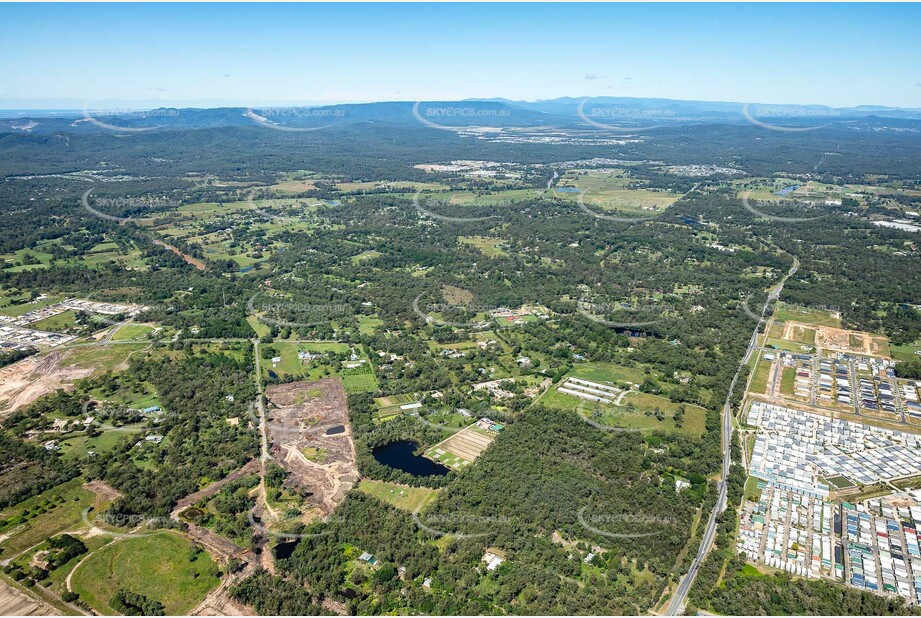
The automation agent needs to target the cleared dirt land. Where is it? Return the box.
[264,378,357,515]
[0,351,93,415]
[0,580,56,616]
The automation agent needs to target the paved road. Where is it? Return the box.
[666,256,798,615]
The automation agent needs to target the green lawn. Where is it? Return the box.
[29,309,79,332]
[773,302,842,328]
[749,354,771,395]
[59,425,145,459]
[0,295,60,317]
[544,379,707,437]
[779,367,796,396]
[891,341,921,363]
[70,531,220,616]
[342,370,379,394]
[357,480,439,513]
[357,315,384,335]
[111,324,156,341]
[246,315,271,338]
[458,236,509,257]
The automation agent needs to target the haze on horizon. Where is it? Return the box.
[1,2,920,110]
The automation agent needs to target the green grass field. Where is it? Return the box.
[246,315,271,337]
[0,478,97,561]
[764,337,814,354]
[543,371,707,436]
[342,370,379,394]
[779,367,796,396]
[891,341,921,363]
[29,310,79,332]
[350,250,382,264]
[556,169,682,215]
[111,324,156,341]
[60,344,149,373]
[357,315,383,335]
[458,236,509,257]
[357,480,439,513]
[59,425,145,459]
[749,355,771,395]
[70,532,220,615]
[773,302,842,328]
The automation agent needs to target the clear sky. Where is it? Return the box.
[1,2,919,110]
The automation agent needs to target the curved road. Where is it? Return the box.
[666,256,799,615]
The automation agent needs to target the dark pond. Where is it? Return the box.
[326,424,345,435]
[372,440,450,477]
[274,541,299,560]
[267,369,278,379]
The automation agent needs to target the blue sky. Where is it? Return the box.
[1,3,919,109]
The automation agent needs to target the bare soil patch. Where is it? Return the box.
[264,378,357,516]
[0,351,94,416]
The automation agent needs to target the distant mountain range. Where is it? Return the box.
[2,96,920,135]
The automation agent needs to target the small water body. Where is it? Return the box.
[239,265,255,273]
[372,440,450,477]
[274,541,299,560]
[267,369,278,379]
[680,216,704,226]
[555,187,581,193]
[774,185,799,196]
[325,425,345,435]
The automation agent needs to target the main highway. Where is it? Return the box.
[665,256,799,615]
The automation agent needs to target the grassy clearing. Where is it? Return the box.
[556,169,682,214]
[61,344,148,372]
[773,302,841,328]
[357,480,439,513]
[29,310,79,332]
[764,337,814,354]
[749,355,771,395]
[246,315,271,338]
[350,250,382,265]
[458,236,508,257]
[357,315,383,335]
[743,476,764,503]
[779,367,796,396]
[891,341,921,363]
[111,324,156,341]
[0,478,97,561]
[59,425,145,459]
[70,531,219,615]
